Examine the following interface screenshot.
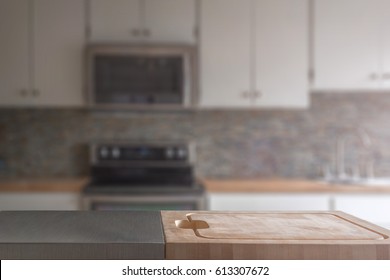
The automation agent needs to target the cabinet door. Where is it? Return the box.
[199,0,252,108]
[0,0,31,106]
[90,0,141,42]
[144,0,196,43]
[208,193,330,211]
[381,0,390,88]
[255,0,308,108]
[334,195,390,229]
[314,0,382,90]
[0,193,81,210]
[33,0,85,106]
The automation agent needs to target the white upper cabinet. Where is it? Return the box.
[200,0,309,109]
[0,0,30,106]
[33,0,85,106]
[255,0,308,108]
[199,0,252,108]
[89,0,196,44]
[0,0,85,107]
[90,0,141,42]
[314,0,390,90]
[381,0,390,88]
[144,0,196,43]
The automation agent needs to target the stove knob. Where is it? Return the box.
[177,148,187,159]
[99,147,109,158]
[111,147,121,159]
[165,148,175,159]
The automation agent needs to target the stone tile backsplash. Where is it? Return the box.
[1,92,390,179]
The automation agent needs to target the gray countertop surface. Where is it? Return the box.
[0,211,165,259]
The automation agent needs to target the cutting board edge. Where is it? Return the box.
[164,242,390,260]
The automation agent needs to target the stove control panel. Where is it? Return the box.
[91,142,195,164]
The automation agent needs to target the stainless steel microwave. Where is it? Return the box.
[86,45,197,109]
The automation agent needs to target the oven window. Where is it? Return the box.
[94,55,184,105]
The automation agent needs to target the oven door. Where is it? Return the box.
[82,194,207,211]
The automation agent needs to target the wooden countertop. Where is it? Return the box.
[162,211,390,260]
[1,177,390,193]
[201,178,390,193]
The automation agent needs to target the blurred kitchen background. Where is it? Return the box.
[1,0,390,228]
[1,94,390,179]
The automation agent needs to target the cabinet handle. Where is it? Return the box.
[370,73,379,80]
[242,91,262,99]
[32,89,40,97]
[20,89,28,97]
[253,91,262,98]
[241,91,250,98]
[142,29,151,37]
[382,73,390,80]
[130,29,140,37]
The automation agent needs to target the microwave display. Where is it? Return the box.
[94,55,184,105]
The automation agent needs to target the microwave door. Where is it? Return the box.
[93,55,185,106]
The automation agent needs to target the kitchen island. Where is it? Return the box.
[1,210,390,260]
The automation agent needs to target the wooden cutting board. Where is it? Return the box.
[186,213,385,240]
[162,211,390,260]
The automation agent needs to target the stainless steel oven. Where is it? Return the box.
[83,194,206,211]
[86,45,197,109]
[82,141,207,211]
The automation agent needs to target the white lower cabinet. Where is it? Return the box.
[0,193,81,211]
[334,195,390,230]
[208,193,330,211]
[209,193,390,230]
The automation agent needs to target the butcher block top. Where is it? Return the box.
[2,178,390,193]
[162,211,390,260]
[202,179,390,193]
[183,213,385,240]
